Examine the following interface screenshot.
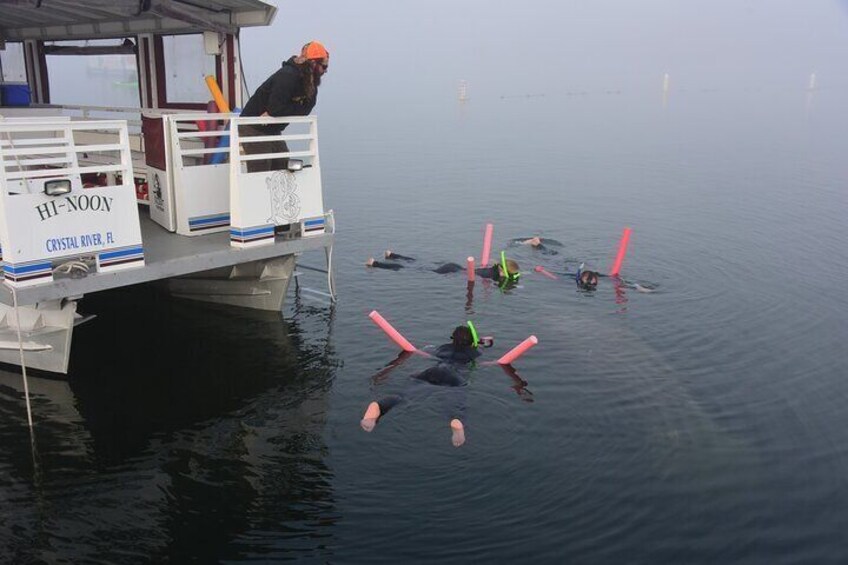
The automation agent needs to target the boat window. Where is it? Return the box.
[0,42,27,83]
[160,34,218,107]
[44,39,140,108]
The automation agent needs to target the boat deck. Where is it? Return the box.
[0,213,333,306]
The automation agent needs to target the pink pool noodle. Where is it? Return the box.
[480,223,494,267]
[534,265,558,280]
[497,335,539,365]
[609,227,632,277]
[466,257,475,282]
[369,310,416,352]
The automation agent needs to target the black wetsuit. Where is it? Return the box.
[432,343,481,364]
[385,252,415,261]
[369,261,405,271]
[371,259,504,282]
[432,263,501,281]
[375,344,480,418]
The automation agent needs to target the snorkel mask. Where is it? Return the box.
[576,263,598,288]
[466,320,493,348]
[499,251,520,285]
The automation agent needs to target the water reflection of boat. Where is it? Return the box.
[0,283,340,561]
[69,284,334,436]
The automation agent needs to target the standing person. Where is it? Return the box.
[240,40,330,172]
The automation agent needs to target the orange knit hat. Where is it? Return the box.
[301,41,329,60]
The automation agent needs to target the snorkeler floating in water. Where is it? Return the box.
[367,250,521,287]
[361,324,490,447]
[530,228,654,292]
[565,262,654,292]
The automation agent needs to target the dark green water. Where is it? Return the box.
[1,87,846,563]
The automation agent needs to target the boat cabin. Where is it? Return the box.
[0,1,336,374]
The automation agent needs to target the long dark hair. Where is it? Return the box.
[292,58,320,101]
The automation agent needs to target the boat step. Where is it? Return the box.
[0,340,53,352]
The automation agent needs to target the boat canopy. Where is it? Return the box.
[0,0,277,41]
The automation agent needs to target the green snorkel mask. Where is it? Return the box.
[466,320,480,348]
[499,251,520,284]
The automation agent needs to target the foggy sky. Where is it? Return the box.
[240,0,848,107]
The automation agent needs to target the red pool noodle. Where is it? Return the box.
[534,265,558,280]
[467,257,475,282]
[369,311,416,352]
[497,335,538,365]
[609,227,632,277]
[480,223,494,267]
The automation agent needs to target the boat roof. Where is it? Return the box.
[0,0,277,42]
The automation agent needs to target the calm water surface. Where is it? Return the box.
[1,88,847,563]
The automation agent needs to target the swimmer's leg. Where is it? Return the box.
[433,262,464,274]
[509,237,542,247]
[384,250,416,261]
[451,419,465,448]
[629,282,657,293]
[443,386,468,447]
[366,258,405,271]
[616,276,657,293]
[360,395,403,432]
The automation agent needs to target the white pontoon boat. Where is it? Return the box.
[0,1,336,373]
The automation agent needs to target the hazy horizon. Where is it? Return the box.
[241,0,848,109]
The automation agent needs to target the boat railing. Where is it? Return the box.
[144,113,326,247]
[0,104,202,199]
[229,115,326,248]
[0,118,145,287]
[148,111,236,235]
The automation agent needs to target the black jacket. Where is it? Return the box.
[241,58,317,134]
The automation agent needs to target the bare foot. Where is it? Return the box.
[366,257,375,267]
[360,402,381,432]
[450,418,466,447]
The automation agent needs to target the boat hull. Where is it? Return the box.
[163,255,296,311]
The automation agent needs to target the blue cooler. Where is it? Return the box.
[0,83,32,107]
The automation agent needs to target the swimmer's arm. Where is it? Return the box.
[633,284,655,293]
[499,364,533,401]
[610,275,657,293]
[623,280,656,292]
[370,351,414,385]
